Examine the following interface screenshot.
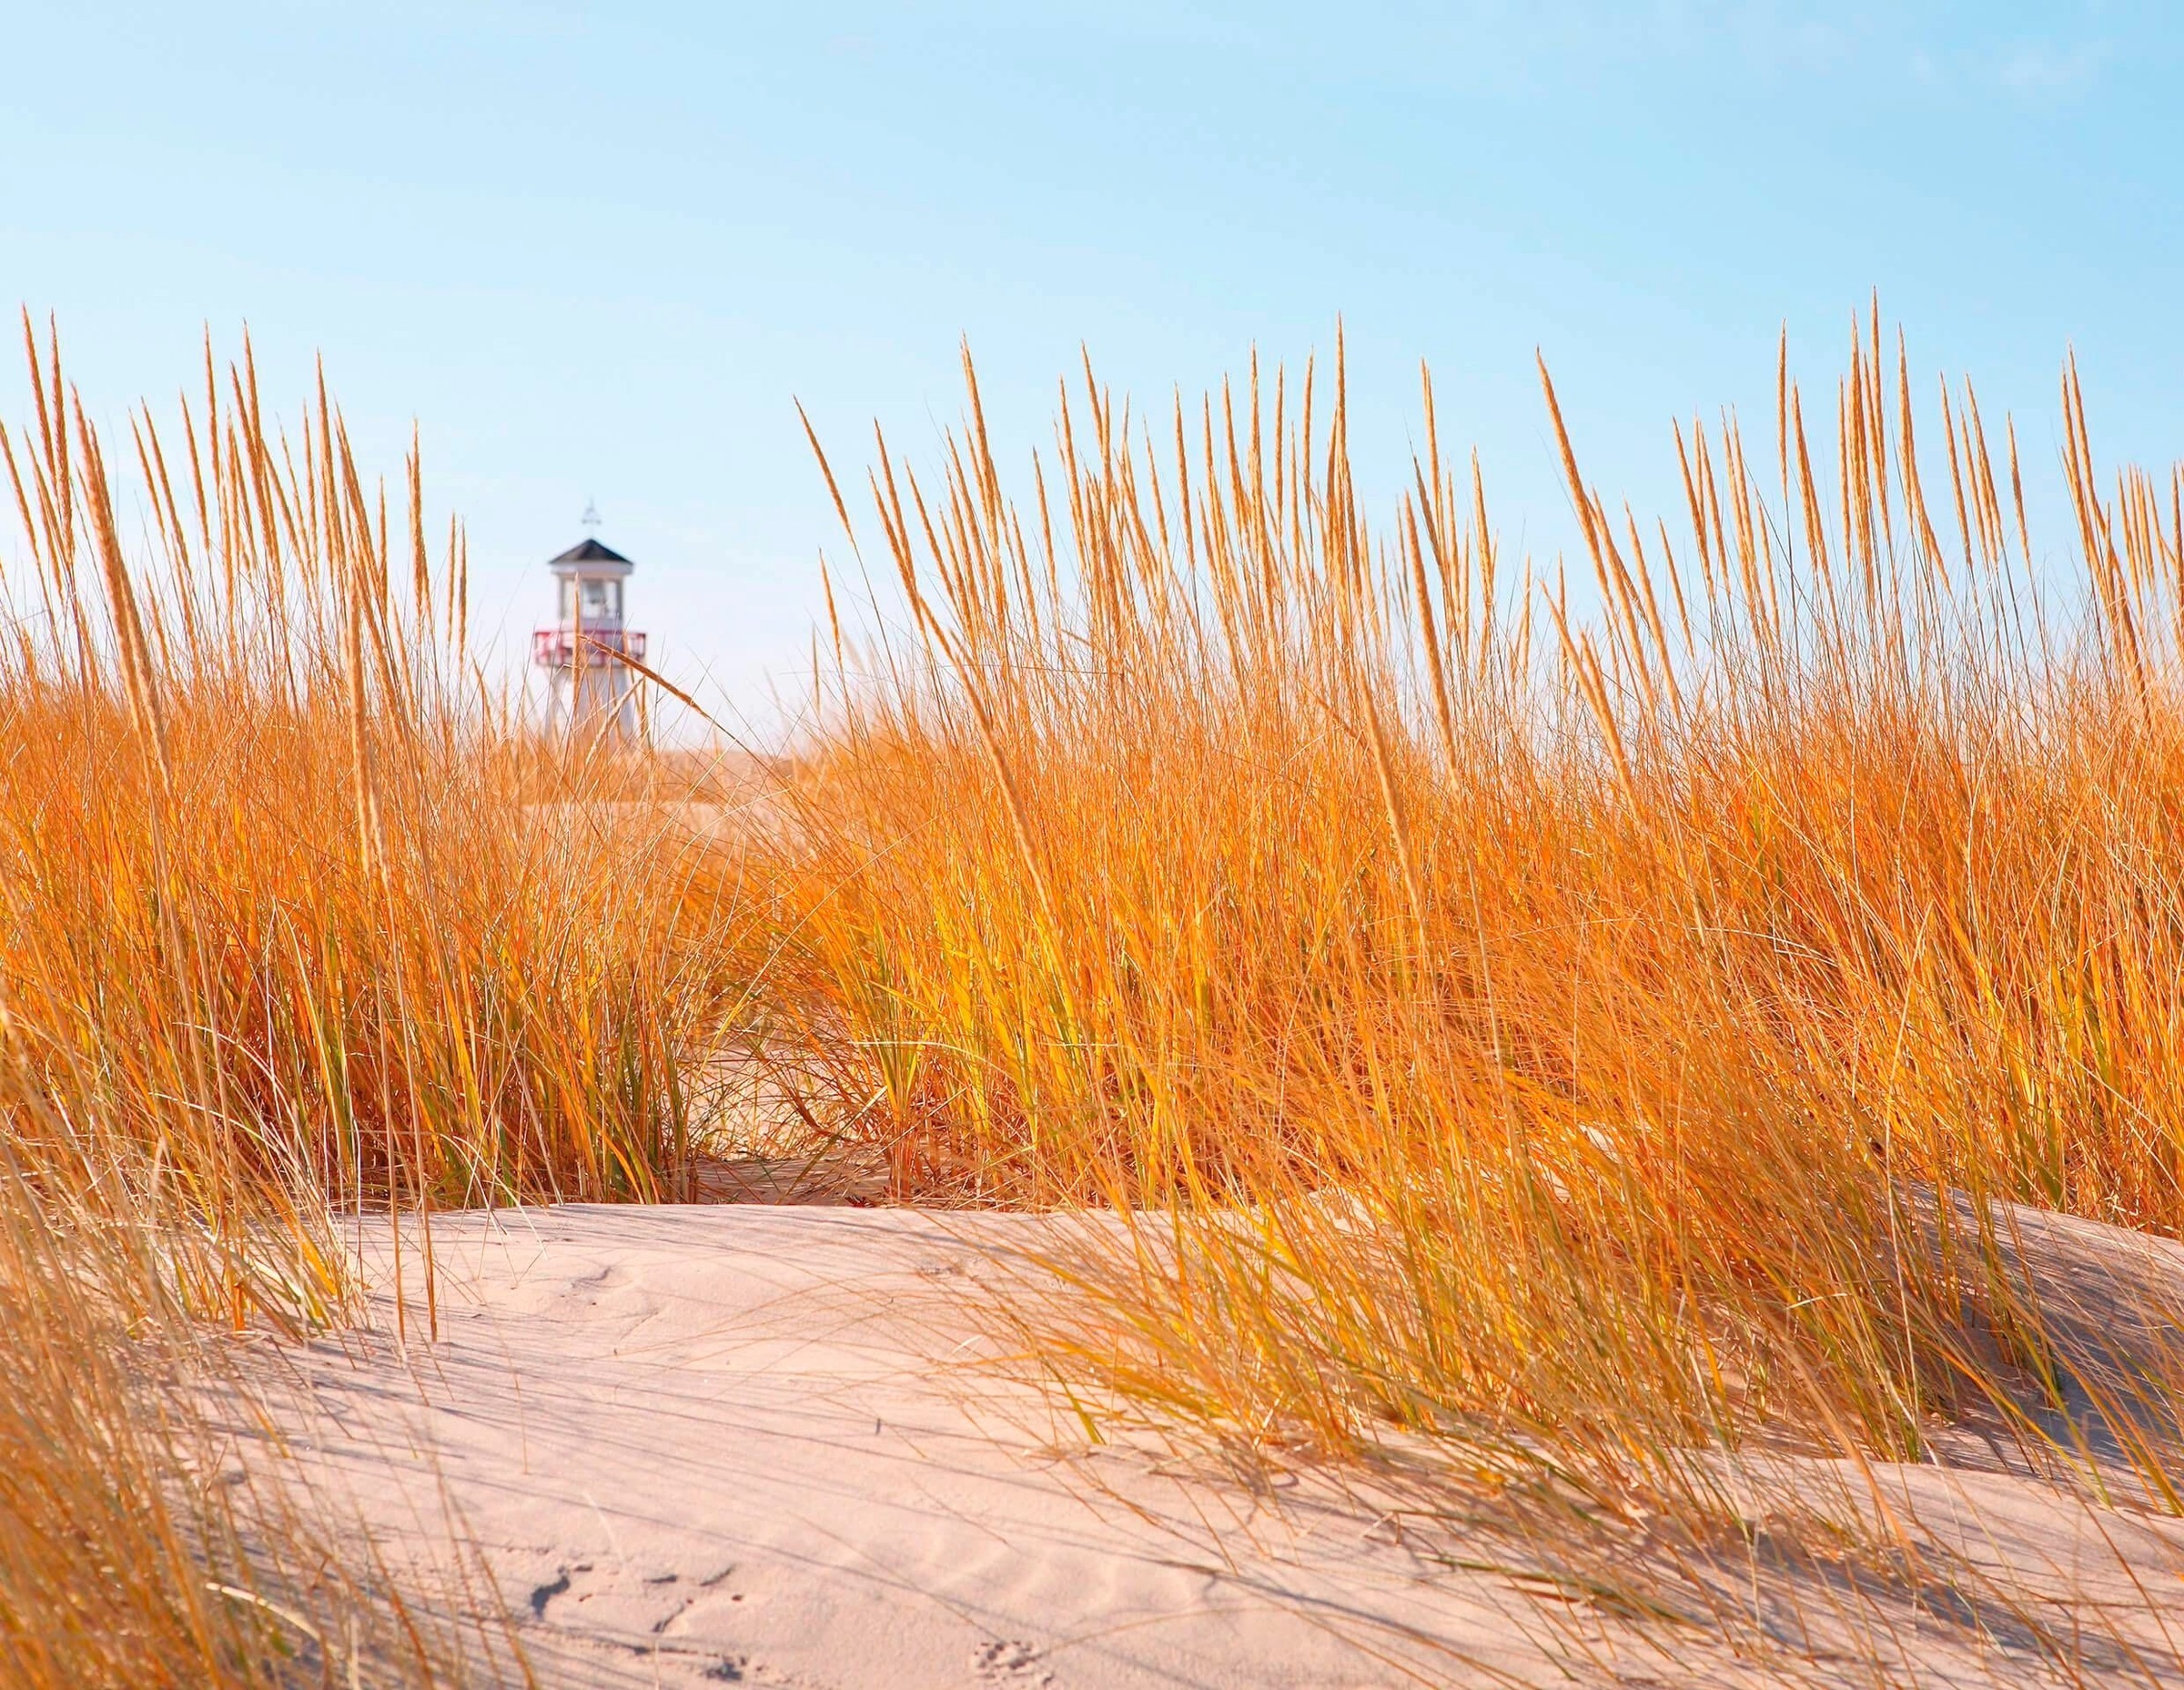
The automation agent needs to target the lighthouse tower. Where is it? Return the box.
[531,523,648,742]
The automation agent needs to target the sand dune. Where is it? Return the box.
[248,1206,2184,1687]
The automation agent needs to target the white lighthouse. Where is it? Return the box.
[531,529,649,742]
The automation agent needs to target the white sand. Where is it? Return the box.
[252,1205,2184,1688]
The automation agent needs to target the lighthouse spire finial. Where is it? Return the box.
[581,497,602,534]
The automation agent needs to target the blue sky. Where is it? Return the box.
[3,3,2179,732]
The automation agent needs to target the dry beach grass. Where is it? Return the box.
[9,306,2184,1682]
[0,319,743,1685]
[754,311,2184,1675]
[0,1150,512,1688]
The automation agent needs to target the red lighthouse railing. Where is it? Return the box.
[531,627,648,667]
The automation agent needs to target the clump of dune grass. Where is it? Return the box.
[0,318,755,1327]
[753,317,2184,1674]
[0,1149,505,1689]
[0,317,751,1684]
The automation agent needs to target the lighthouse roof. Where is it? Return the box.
[549,537,633,575]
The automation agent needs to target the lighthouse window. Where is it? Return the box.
[580,579,621,621]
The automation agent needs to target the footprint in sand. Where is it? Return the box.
[527,1556,742,1640]
[973,1638,1054,1685]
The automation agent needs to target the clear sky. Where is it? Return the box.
[4,3,2179,734]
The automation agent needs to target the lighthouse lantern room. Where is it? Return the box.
[532,534,648,742]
